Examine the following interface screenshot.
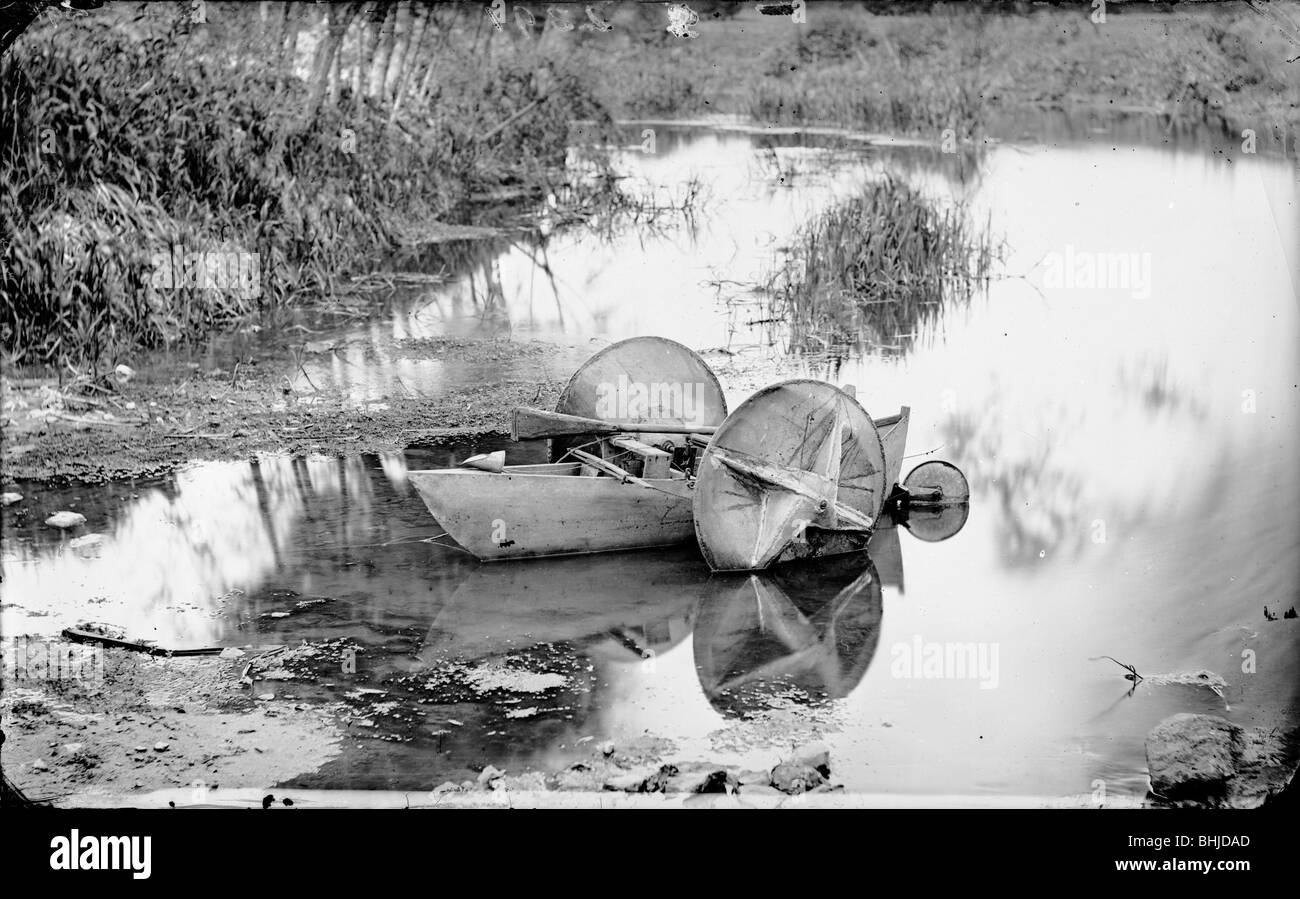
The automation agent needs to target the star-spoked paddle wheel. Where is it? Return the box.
[693,380,888,571]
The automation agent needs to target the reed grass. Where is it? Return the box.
[763,176,997,355]
[0,7,612,369]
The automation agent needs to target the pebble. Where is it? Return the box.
[1,492,21,506]
[45,511,86,529]
[476,765,505,786]
[597,740,616,757]
[257,693,275,701]
[219,647,246,659]
[114,364,135,383]
[32,759,48,771]
[153,742,170,752]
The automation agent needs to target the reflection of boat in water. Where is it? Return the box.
[418,546,710,664]
[417,523,927,715]
[693,541,886,717]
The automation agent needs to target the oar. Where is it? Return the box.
[512,407,717,441]
[568,449,656,488]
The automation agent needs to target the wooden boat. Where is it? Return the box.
[406,335,964,568]
[407,405,910,562]
[409,460,696,561]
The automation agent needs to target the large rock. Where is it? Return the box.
[1146,714,1239,800]
[1144,713,1298,807]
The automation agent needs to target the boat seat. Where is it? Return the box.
[606,436,672,479]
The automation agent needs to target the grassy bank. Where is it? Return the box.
[0,2,611,368]
[585,2,1299,138]
[762,177,997,356]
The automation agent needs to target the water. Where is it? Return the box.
[3,116,1298,801]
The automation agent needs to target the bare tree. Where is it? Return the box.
[368,1,397,101]
[305,2,362,121]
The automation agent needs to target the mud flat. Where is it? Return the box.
[2,648,344,806]
[2,336,572,484]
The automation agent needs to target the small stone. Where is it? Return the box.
[603,765,661,793]
[1,492,22,506]
[430,781,462,795]
[597,740,615,757]
[62,742,85,755]
[32,759,48,771]
[114,364,135,383]
[476,765,505,786]
[68,534,106,557]
[219,647,246,659]
[785,740,831,775]
[496,771,548,792]
[771,762,827,795]
[133,746,148,753]
[45,511,86,529]
[663,762,736,794]
[153,742,170,752]
[257,693,275,701]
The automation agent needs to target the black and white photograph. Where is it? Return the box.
[0,0,1296,869]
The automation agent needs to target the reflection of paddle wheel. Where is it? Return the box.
[693,552,884,717]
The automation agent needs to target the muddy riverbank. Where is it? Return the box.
[2,336,573,484]
[8,642,1291,808]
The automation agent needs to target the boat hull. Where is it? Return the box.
[409,407,909,562]
[408,463,695,561]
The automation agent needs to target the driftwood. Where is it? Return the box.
[61,628,223,657]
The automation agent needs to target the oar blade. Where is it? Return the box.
[511,408,617,441]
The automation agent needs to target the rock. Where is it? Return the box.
[153,742,170,752]
[496,771,548,792]
[62,742,85,755]
[771,762,827,795]
[786,740,831,775]
[597,740,616,757]
[219,647,246,659]
[32,759,48,771]
[431,781,462,795]
[114,364,135,383]
[68,534,106,558]
[663,762,737,794]
[1,492,22,506]
[257,693,275,701]
[1146,714,1239,800]
[1146,713,1296,807]
[736,769,771,786]
[133,746,148,753]
[476,765,505,787]
[45,511,86,529]
[603,765,661,793]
